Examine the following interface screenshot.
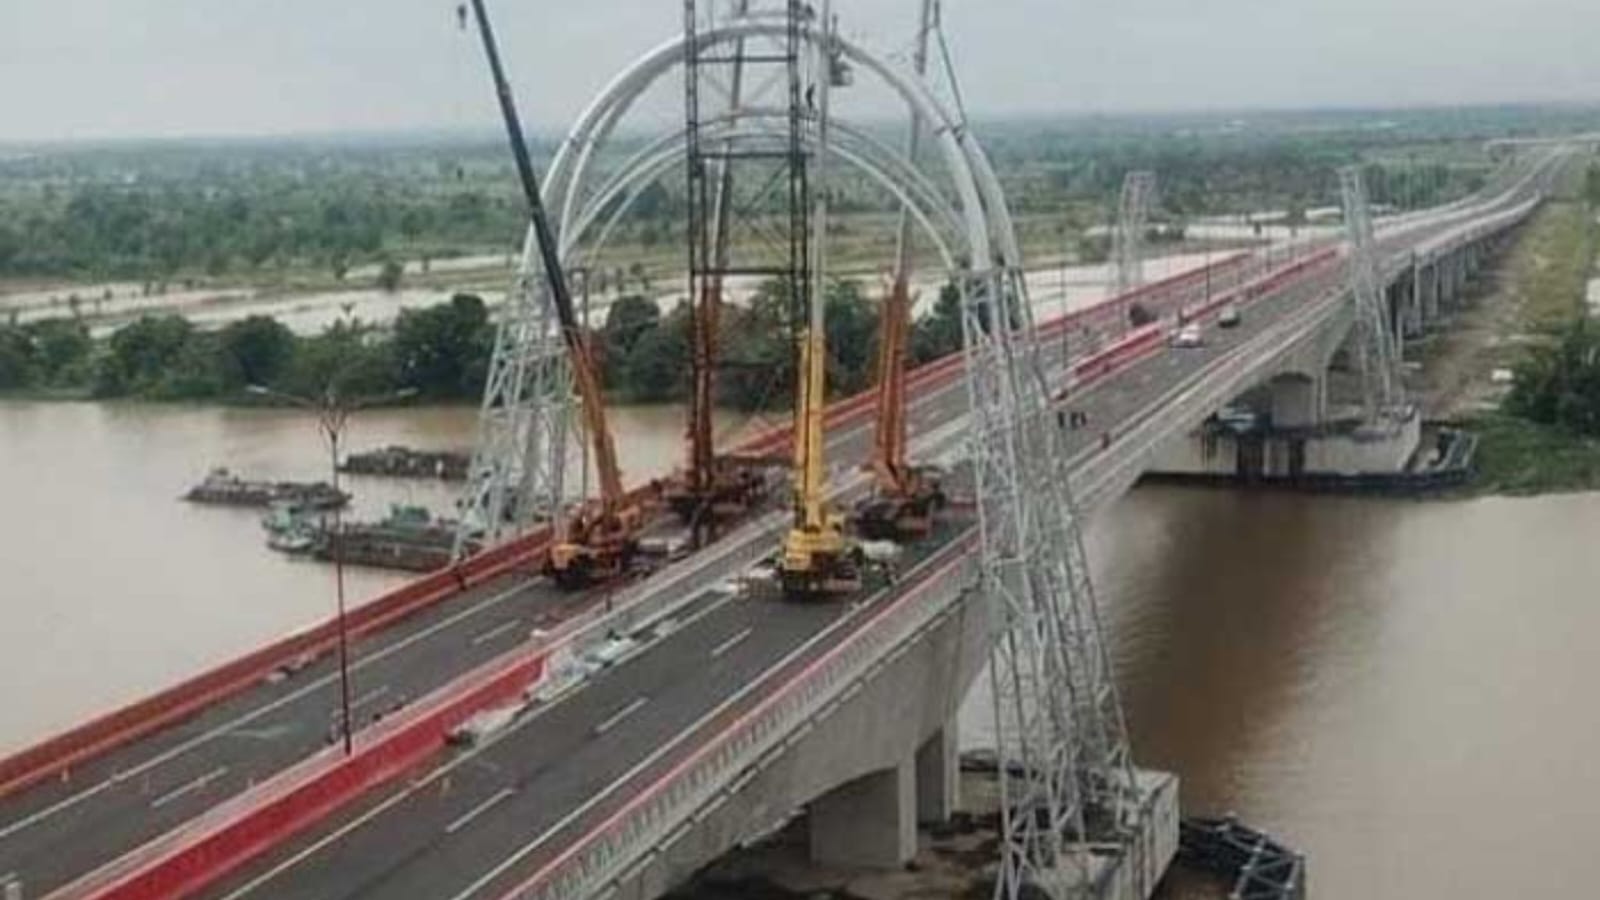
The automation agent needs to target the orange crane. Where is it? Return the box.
[466,0,640,589]
[854,272,944,540]
[666,3,770,534]
[852,0,944,541]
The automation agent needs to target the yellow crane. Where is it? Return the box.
[780,2,860,598]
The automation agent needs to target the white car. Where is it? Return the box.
[1218,304,1242,328]
[1171,324,1204,348]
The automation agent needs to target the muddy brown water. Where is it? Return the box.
[3,400,1599,896]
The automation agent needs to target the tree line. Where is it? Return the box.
[0,278,968,409]
[596,279,963,410]
[0,294,493,402]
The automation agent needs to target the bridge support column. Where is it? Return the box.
[1400,272,1423,339]
[914,721,959,825]
[1269,374,1322,430]
[1420,262,1440,322]
[809,757,918,870]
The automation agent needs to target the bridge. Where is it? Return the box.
[0,8,1574,900]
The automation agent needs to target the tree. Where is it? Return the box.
[218,315,296,388]
[602,294,661,365]
[97,315,195,396]
[911,282,963,364]
[376,257,404,293]
[282,319,395,400]
[0,325,35,389]
[824,279,877,394]
[26,319,92,385]
[720,283,793,410]
[623,307,688,402]
[391,293,492,398]
[1508,322,1600,436]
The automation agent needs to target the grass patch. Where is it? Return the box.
[1507,197,1596,333]
[1465,411,1600,495]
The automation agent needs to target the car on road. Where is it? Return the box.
[1171,324,1205,348]
[1218,303,1242,328]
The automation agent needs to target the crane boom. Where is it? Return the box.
[467,0,625,510]
[856,0,943,540]
[873,0,934,490]
[780,0,859,598]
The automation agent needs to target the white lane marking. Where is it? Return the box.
[224,724,293,743]
[0,580,534,843]
[445,788,516,836]
[350,686,390,711]
[592,698,649,736]
[709,627,753,660]
[150,766,229,810]
[443,591,876,900]
[214,594,741,899]
[470,620,520,646]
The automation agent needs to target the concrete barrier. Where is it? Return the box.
[54,648,551,900]
[0,562,501,801]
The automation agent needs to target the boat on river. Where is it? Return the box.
[183,468,348,510]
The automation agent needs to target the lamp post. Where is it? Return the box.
[248,382,417,755]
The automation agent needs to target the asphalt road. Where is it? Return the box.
[207,516,973,900]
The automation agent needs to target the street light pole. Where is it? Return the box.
[319,392,355,758]
[249,382,415,757]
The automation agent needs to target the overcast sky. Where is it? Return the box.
[1,0,1596,143]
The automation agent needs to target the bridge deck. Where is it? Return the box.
[201,248,1364,900]
[0,152,1560,898]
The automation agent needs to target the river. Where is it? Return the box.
[3,401,1599,896]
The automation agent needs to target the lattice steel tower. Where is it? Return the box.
[1339,165,1405,421]
[681,0,813,524]
[962,266,1147,899]
[1111,170,1156,296]
[453,222,574,558]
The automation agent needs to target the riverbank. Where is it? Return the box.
[1407,159,1600,495]
[1462,412,1600,495]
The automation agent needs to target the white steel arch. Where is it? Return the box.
[537,16,1000,273]
[466,7,1144,898]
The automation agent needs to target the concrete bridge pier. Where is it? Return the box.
[1269,371,1326,430]
[915,723,960,825]
[806,720,959,868]
[809,757,919,869]
[1418,261,1440,322]
[1392,271,1423,341]
[1438,250,1460,306]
